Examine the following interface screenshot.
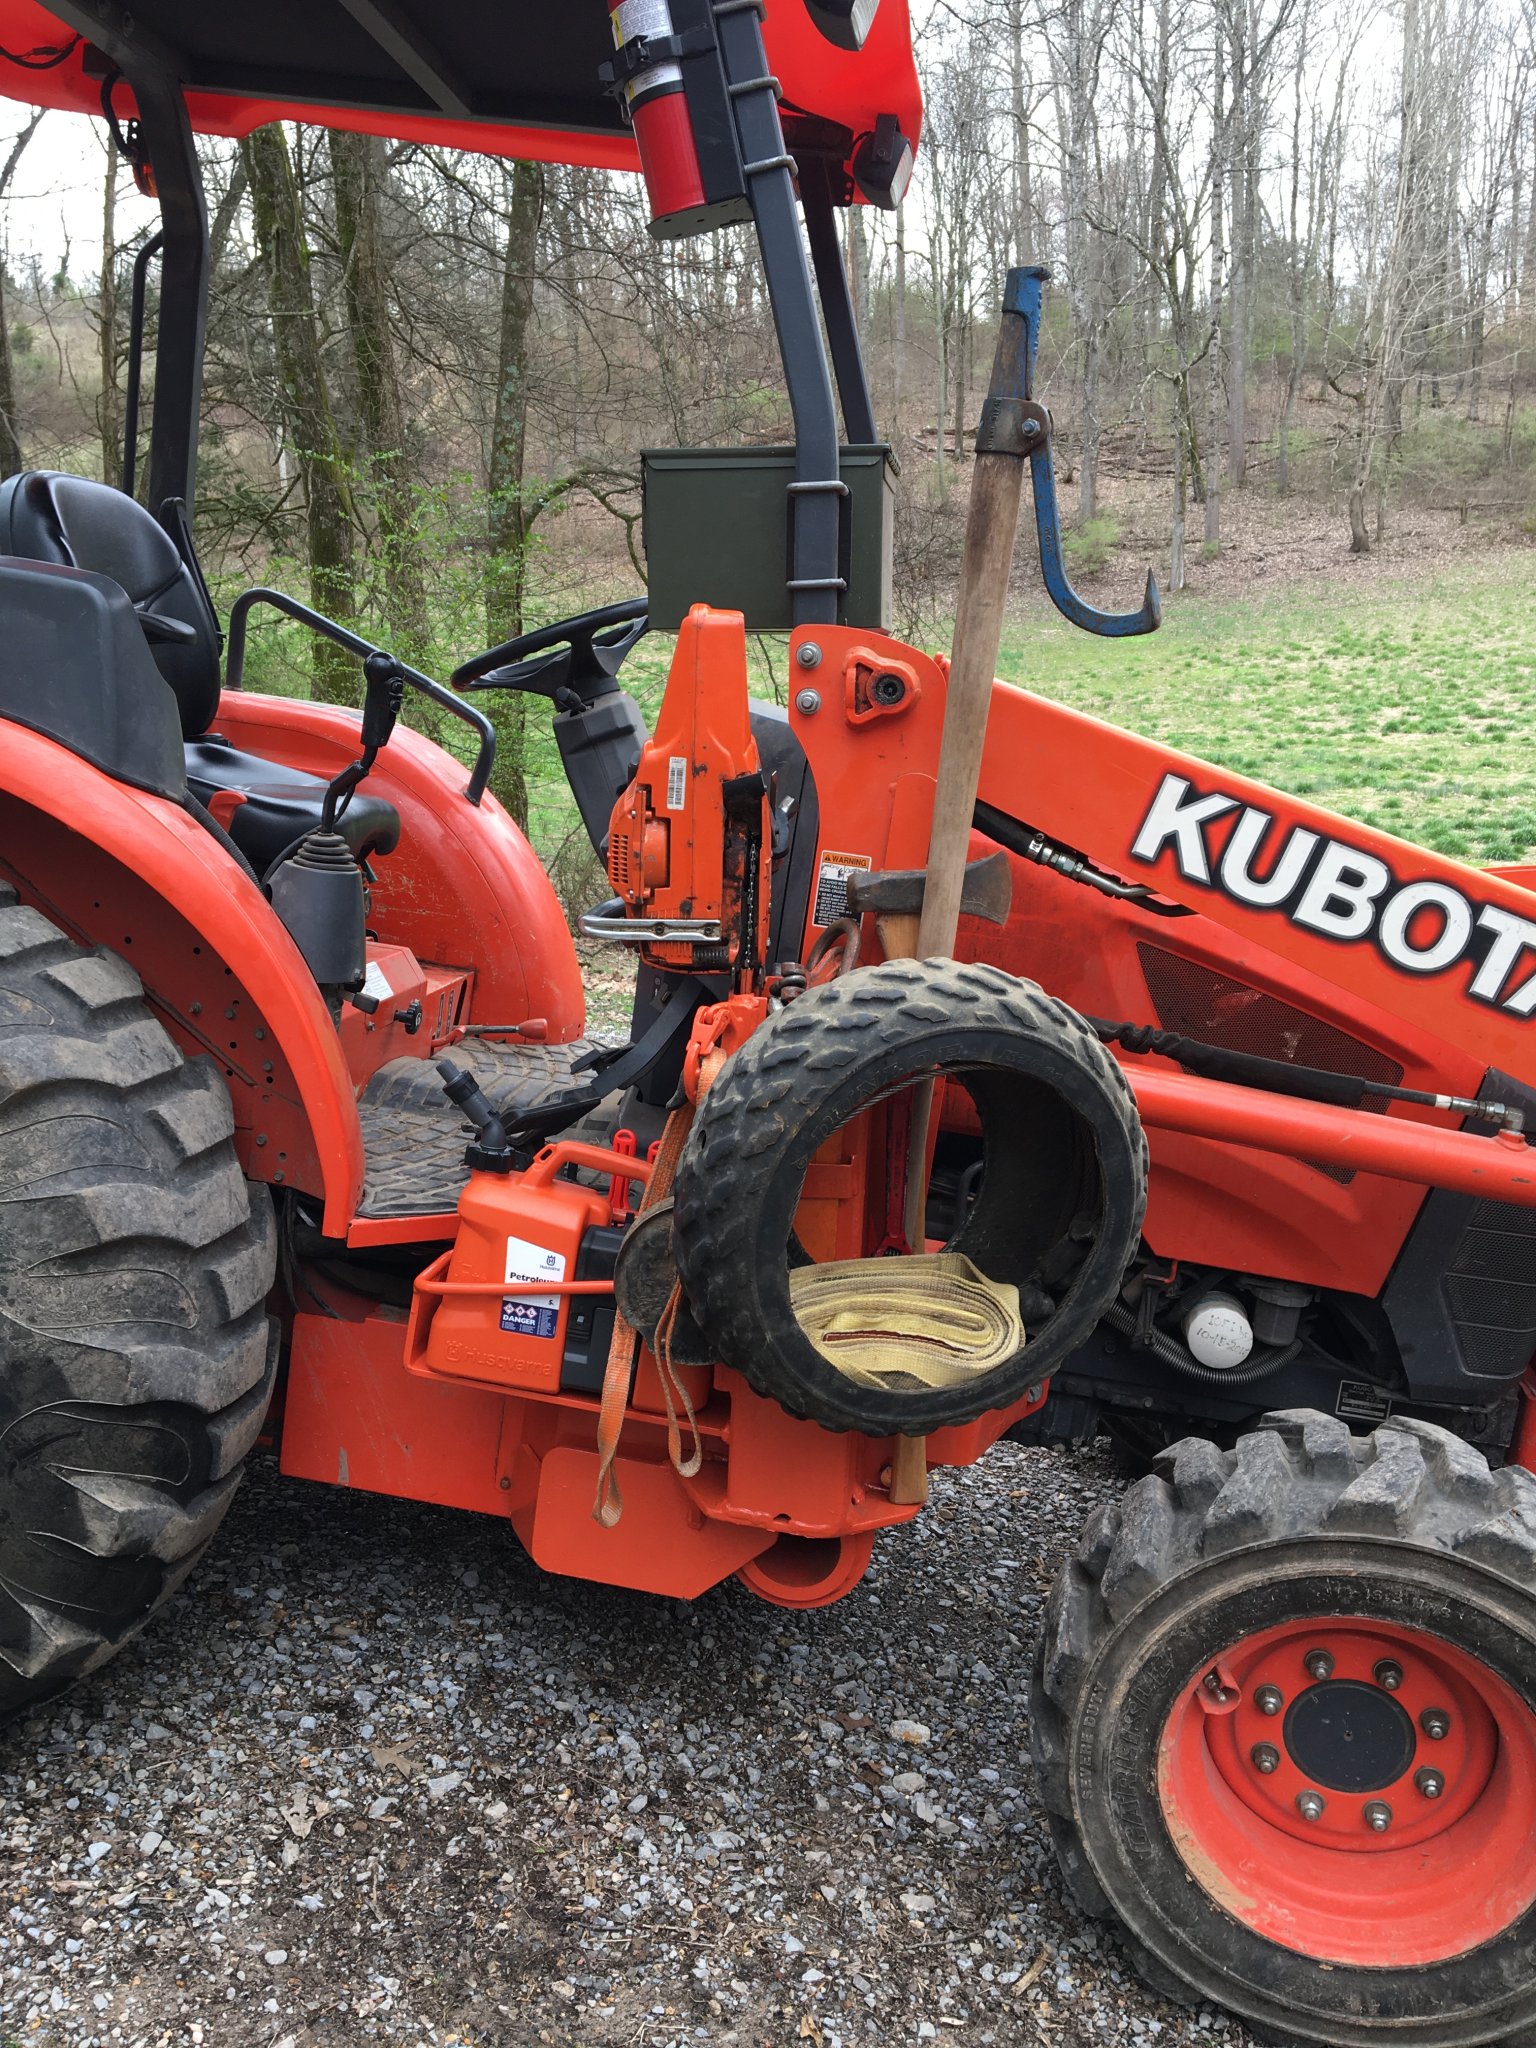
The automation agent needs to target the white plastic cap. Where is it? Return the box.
[1182,1293,1254,1369]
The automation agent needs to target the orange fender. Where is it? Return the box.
[212,692,585,1036]
[0,724,363,1235]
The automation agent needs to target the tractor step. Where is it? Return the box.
[355,1041,598,1220]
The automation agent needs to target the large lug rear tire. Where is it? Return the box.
[1032,1409,1536,2047]
[0,889,277,1725]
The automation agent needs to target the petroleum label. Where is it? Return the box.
[666,755,688,812]
[501,1234,565,1339]
[813,849,872,928]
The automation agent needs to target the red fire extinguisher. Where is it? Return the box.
[608,0,710,238]
[607,0,757,240]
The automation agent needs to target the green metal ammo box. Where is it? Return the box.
[641,443,896,632]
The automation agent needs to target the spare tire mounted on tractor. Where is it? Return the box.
[671,959,1150,1438]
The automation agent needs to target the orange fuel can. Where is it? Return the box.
[406,1142,647,1395]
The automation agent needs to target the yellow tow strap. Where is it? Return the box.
[789,1252,1025,1391]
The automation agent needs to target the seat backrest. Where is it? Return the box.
[0,471,223,739]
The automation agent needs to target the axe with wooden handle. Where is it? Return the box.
[880,271,1043,1504]
[845,851,1012,961]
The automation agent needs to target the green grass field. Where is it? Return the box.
[994,554,1536,866]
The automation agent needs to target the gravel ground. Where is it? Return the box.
[2,1439,1259,2048]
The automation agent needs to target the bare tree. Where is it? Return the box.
[0,110,45,480]
[241,121,359,700]
[329,129,429,663]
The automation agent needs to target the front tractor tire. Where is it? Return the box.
[1033,1411,1536,2048]
[0,890,277,1725]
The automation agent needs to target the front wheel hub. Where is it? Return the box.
[1161,1614,1536,1963]
[1205,1623,1492,1849]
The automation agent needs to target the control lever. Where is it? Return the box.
[1000,266,1161,639]
[322,651,406,833]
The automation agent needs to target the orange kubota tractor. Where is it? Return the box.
[2,5,1536,2041]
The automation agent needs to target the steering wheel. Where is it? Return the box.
[449,598,648,711]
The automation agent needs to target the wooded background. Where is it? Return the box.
[1,0,1533,840]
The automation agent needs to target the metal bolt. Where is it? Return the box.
[1421,1708,1450,1740]
[1255,1685,1284,1717]
[795,642,823,670]
[1373,1659,1404,1692]
[1296,1790,1326,1822]
[795,688,821,715]
[1415,1767,1445,1799]
[1363,1801,1393,1833]
[1305,1649,1335,1682]
[1250,1744,1280,1775]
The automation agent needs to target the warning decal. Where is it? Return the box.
[813,849,873,928]
[501,1233,566,1340]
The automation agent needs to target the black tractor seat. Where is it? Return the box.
[186,735,402,875]
[0,471,402,870]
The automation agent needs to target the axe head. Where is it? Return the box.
[846,849,1012,926]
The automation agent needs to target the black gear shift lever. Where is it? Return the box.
[321,651,406,833]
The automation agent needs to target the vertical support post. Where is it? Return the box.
[121,230,165,499]
[710,0,844,627]
[133,69,209,520]
[799,154,877,446]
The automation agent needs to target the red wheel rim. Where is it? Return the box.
[1158,1615,1536,1965]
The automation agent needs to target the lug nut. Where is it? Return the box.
[1296,1789,1326,1822]
[1415,1768,1445,1799]
[1255,1685,1284,1717]
[1250,1744,1280,1776]
[1373,1659,1404,1692]
[1363,1801,1393,1833]
[1421,1708,1450,1740]
[1305,1649,1335,1682]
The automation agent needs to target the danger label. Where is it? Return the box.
[813,849,872,928]
[666,755,687,812]
[501,1233,566,1340]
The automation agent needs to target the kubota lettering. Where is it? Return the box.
[1467,904,1536,1002]
[1129,771,1536,1019]
[1129,775,1238,884]
[1293,842,1393,941]
[1378,881,1475,975]
[1218,807,1319,908]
